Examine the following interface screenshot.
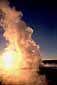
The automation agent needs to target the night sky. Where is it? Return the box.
[0,0,57,60]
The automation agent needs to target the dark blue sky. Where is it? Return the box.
[0,0,57,59]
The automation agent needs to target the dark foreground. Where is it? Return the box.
[39,60,57,85]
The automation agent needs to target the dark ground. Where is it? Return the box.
[39,60,57,85]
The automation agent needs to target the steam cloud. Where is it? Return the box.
[0,1,47,85]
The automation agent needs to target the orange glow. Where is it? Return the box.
[0,1,41,84]
[0,46,26,84]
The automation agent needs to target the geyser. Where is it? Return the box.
[0,1,47,85]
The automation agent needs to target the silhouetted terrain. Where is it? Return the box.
[39,60,57,85]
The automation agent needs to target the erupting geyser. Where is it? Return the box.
[0,1,47,85]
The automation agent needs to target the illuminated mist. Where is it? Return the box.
[0,1,47,85]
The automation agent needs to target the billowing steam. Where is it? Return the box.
[0,1,47,85]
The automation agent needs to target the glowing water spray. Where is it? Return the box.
[0,1,47,85]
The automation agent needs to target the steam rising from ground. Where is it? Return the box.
[0,1,47,85]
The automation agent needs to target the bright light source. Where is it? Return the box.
[3,52,13,70]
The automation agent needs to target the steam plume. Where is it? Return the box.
[0,1,47,85]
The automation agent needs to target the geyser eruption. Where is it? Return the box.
[0,1,47,85]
